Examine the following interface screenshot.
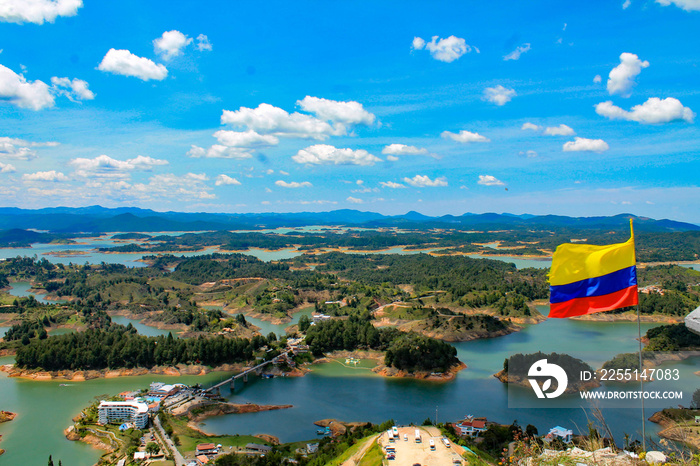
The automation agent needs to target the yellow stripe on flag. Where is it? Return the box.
[548,235,636,287]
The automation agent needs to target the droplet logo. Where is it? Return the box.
[528,359,568,399]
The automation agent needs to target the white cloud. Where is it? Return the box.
[411,37,426,50]
[50,77,94,101]
[70,154,169,177]
[275,180,312,188]
[607,53,649,97]
[213,130,279,147]
[403,175,447,187]
[23,170,68,182]
[131,173,215,200]
[0,137,57,161]
[656,0,700,11]
[543,124,575,136]
[215,174,241,186]
[562,137,610,152]
[187,144,253,159]
[380,181,406,189]
[220,98,374,141]
[221,103,339,140]
[521,122,541,131]
[292,144,381,166]
[297,96,375,127]
[593,75,602,83]
[504,43,531,61]
[623,0,632,8]
[386,155,399,162]
[478,175,505,186]
[346,196,363,204]
[381,144,429,156]
[413,35,474,62]
[484,85,516,106]
[0,64,54,110]
[154,30,193,60]
[595,97,695,124]
[196,34,212,51]
[441,130,490,143]
[279,170,289,176]
[0,0,82,24]
[98,49,168,81]
[0,162,16,173]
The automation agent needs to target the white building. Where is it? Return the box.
[545,426,573,444]
[98,400,149,429]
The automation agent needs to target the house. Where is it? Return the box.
[453,416,487,437]
[148,382,181,398]
[133,451,147,460]
[246,443,273,454]
[196,454,210,465]
[545,426,573,444]
[306,443,319,454]
[196,443,218,455]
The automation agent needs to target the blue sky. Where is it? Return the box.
[1,0,699,223]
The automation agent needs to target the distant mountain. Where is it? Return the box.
[0,206,696,233]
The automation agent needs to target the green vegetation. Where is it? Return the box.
[645,324,700,351]
[304,315,460,372]
[15,325,268,371]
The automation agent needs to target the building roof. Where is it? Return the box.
[99,400,149,414]
[458,419,486,428]
[196,455,210,464]
[246,443,273,452]
[549,426,573,436]
[197,443,217,451]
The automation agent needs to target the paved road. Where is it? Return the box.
[154,415,186,466]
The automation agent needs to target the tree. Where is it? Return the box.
[692,388,700,409]
[146,442,160,455]
[48,455,54,466]
[298,314,311,332]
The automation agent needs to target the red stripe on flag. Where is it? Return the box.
[548,285,638,319]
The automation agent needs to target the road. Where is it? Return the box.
[154,414,186,466]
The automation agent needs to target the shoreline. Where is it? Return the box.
[649,410,700,450]
[0,411,17,457]
[0,362,242,382]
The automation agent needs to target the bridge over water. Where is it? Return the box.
[205,350,291,393]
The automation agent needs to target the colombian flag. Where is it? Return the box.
[548,220,638,318]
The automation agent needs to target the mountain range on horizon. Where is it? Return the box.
[0,205,697,234]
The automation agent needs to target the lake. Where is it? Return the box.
[1,308,697,465]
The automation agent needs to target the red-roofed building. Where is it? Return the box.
[196,443,218,455]
[196,454,210,464]
[453,416,487,437]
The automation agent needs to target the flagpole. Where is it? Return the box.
[637,302,646,452]
[631,219,646,452]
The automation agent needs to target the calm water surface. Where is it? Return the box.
[201,309,684,447]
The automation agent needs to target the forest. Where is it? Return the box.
[14,324,269,371]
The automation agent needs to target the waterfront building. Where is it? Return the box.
[196,443,218,455]
[545,426,573,444]
[149,382,182,398]
[453,415,487,437]
[98,400,149,429]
